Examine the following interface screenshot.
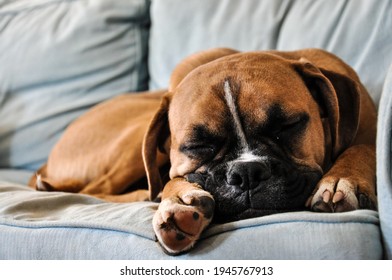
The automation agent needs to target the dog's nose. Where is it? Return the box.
[226,161,271,190]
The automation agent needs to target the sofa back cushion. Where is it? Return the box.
[149,0,392,106]
[0,0,150,170]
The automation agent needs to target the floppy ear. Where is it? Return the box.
[295,59,361,160]
[142,92,172,201]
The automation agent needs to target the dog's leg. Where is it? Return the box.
[153,178,215,255]
[307,144,377,212]
[78,152,147,196]
[31,164,87,193]
[33,168,149,202]
[79,177,150,202]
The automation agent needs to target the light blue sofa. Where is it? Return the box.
[1,0,391,259]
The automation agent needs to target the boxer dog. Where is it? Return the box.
[29,48,377,255]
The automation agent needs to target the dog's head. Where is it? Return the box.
[143,48,361,222]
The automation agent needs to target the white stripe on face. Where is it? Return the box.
[223,80,248,151]
[223,79,264,162]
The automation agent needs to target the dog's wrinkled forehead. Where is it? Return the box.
[208,78,296,160]
[171,52,310,113]
[169,52,313,149]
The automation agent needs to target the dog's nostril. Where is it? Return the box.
[227,173,243,186]
[226,161,271,190]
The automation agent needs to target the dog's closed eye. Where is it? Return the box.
[271,113,309,140]
[180,143,217,159]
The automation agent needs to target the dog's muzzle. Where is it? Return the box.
[226,161,272,190]
[187,157,322,223]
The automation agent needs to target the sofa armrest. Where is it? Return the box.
[376,63,392,259]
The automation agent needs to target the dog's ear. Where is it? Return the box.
[144,48,239,200]
[295,58,361,160]
[169,48,238,91]
[143,92,172,201]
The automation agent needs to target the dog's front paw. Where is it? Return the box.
[306,176,377,213]
[153,188,215,255]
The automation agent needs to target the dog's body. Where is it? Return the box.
[31,91,168,202]
[29,48,377,255]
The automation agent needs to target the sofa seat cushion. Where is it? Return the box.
[0,0,150,170]
[0,169,33,186]
[0,181,382,259]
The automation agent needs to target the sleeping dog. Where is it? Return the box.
[29,48,377,255]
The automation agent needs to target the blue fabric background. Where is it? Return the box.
[0,0,150,170]
[377,64,392,259]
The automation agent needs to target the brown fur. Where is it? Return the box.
[29,48,377,254]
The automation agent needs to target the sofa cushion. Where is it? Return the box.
[149,0,392,106]
[0,0,150,170]
[376,63,392,259]
[0,169,33,186]
[0,181,383,259]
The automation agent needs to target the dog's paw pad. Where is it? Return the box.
[171,209,204,236]
[153,192,215,255]
[155,213,200,255]
[183,194,215,219]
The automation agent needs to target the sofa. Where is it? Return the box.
[0,0,391,259]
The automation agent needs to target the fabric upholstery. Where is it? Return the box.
[149,0,392,106]
[0,0,150,170]
[0,169,32,186]
[377,64,392,259]
[0,180,382,259]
